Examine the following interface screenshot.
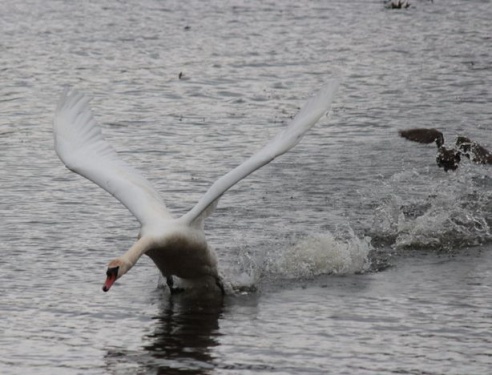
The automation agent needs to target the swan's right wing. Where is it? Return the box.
[180,78,340,226]
[54,88,172,227]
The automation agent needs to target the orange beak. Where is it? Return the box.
[102,274,116,292]
[102,266,119,292]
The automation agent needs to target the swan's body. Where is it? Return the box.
[53,79,340,294]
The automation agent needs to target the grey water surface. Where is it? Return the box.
[1,0,492,374]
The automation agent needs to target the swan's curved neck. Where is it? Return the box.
[122,236,154,266]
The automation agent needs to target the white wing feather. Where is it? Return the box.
[53,88,172,226]
[180,78,340,226]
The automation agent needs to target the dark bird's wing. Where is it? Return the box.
[399,128,444,147]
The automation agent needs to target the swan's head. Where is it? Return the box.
[102,258,132,292]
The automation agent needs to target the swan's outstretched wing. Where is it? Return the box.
[53,88,172,226]
[180,78,340,226]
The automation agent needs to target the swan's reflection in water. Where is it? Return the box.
[144,292,224,374]
[106,290,225,375]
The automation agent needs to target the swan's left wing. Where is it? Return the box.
[180,78,340,226]
[54,88,172,227]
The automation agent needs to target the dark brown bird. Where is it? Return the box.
[385,0,411,9]
[399,128,492,172]
[456,136,492,165]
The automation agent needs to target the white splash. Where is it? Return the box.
[370,167,492,250]
[265,231,372,279]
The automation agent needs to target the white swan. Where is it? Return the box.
[53,79,340,294]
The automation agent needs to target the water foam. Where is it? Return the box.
[219,226,373,293]
[370,167,492,251]
[267,232,372,279]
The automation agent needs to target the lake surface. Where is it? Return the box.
[1,0,491,374]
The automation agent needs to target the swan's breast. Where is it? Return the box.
[145,229,218,279]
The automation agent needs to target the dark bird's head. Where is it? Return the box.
[434,133,445,148]
[456,136,472,154]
